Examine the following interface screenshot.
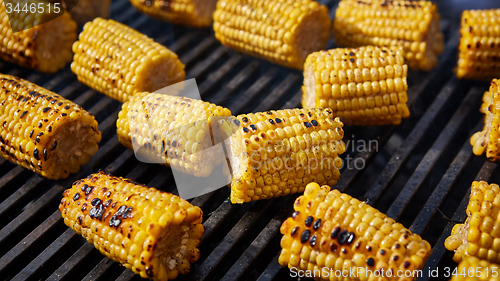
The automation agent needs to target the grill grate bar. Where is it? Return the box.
[82,258,115,281]
[46,243,95,281]
[199,54,243,95]
[210,61,260,106]
[187,46,228,79]
[252,73,300,112]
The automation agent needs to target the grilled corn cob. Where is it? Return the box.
[450,256,500,281]
[279,183,432,280]
[302,46,410,126]
[333,0,444,71]
[456,9,500,81]
[0,74,101,179]
[0,0,77,73]
[217,108,345,204]
[60,171,204,280]
[129,0,218,27]
[445,181,500,263]
[68,0,112,25]
[117,92,232,177]
[213,0,331,70]
[71,18,185,103]
[470,79,500,161]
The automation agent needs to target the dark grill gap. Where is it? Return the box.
[0,0,498,280]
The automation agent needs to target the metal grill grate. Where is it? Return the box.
[0,0,499,280]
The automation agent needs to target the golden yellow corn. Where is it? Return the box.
[333,0,444,71]
[116,92,232,177]
[279,183,432,280]
[0,0,77,73]
[68,0,112,25]
[60,171,204,281]
[445,181,500,263]
[217,108,345,204]
[456,9,500,81]
[470,79,500,161]
[450,256,500,281]
[71,18,185,103]
[129,0,218,27]
[0,74,101,179]
[302,46,410,126]
[213,0,331,70]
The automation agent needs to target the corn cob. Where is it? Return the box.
[0,74,101,179]
[71,18,185,103]
[450,256,500,281]
[129,0,218,27]
[117,92,232,177]
[213,0,331,70]
[217,108,345,204]
[445,181,500,263]
[0,0,77,73]
[67,0,112,25]
[456,9,500,81]
[59,171,204,280]
[333,0,444,71]
[302,45,410,126]
[470,79,500,161]
[279,183,432,280]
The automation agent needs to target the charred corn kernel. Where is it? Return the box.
[445,181,500,263]
[213,0,331,70]
[279,183,432,280]
[456,9,500,80]
[0,0,77,73]
[60,171,204,281]
[218,109,345,204]
[333,0,444,71]
[450,256,500,281]
[302,46,410,126]
[129,0,218,27]
[69,0,112,25]
[116,92,232,177]
[71,18,185,103]
[470,80,500,161]
[0,74,101,179]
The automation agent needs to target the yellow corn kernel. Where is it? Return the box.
[213,0,331,70]
[71,18,185,102]
[450,256,500,281]
[333,0,444,71]
[279,183,432,280]
[0,74,101,179]
[59,171,204,281]
[302,46,410,125]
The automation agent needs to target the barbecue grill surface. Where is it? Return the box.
[0,0,499,280]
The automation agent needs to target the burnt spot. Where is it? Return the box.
[393,255,399,261]
[292,211,299,219]
[350,58,355,63]
[123,207,133,219]
[38,122,43,128]
[349,52,355,56]
[311,120,319,126]
[477,41,481,48]
[104,199,112,207]
[394,243,401,249]
[291,226,299,236]
[145,267,153,277]
[305,216,313,227]
[346,232,355,245]
[85,185,94,195]
[403,261,411,269]
[62,113,67,117]
[42,107,51,113]
[266,111,272,115]
[249,124,257,131]
[242,117,249,123]
[233,119,241,126]
[243,127,250,133]
[330,243,337,252]
[337,230,349,244]
[313,219,321,230]
[89,204,105,221]
[43,149,47,161]
[33,148,39,160]
[355,241,362,249]
[310,235,317,247]
[299,113,305,117]
[36,132,43,143]
[81,203,88,212]
[106,191,111,197]
[469,26,473,32]
[331,227,341,239]
[20,111,28,118]
[73,193,80,201]
[342,248,348,254]
[301,229,311,243]
[275,118,282,123]
[51,140,58,150]
[366,258,375,267]
[380,249,386,255]
[77,216,82,224]
[109,215,122,228]
[29,130,34,138]
[81,184,88,191]
[47,126,52,132]
[304,122,312,128]
[268,119,275,125]
[91,198,102,206]
[19,145,23,153]
[172,141,177,147]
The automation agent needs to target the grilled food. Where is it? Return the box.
[0,0,77,73]
[456,9,500,81]
[129,0,218,27]
[279,183,432,280]
[450,256,500,281]
[0,74,101,179]
[445,181,500,263]
[213,0,331,70]
[333,0,444,71]
[302,46,410,126]
[71,18,185,103]
[217,109,345,204]
[470,79,500,161]
[117,92,232,177]
[68,0,112,25]
[60,171,204,280]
